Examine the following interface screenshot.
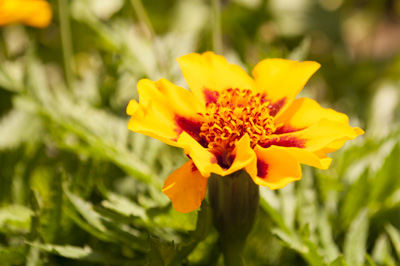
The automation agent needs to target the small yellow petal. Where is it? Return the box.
[177,132,256,177]
[162,160,208,213]
[246,146,302,189]
[275,98,350,133]
[127,79,205,147]
[252,59,320,116]
[177,52,255,105]
[0,0,52,28]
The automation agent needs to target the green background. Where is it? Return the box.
[1,0,400,265]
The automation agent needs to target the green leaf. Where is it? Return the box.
[327,256,348,266]
[174,202,212,262]
[317,209,340,261]
[0,204,33,233]
[27,242,143,265]
[148,236,179,266]
[101,192,148,221]
[0,110,42,150]
[370,144,400,210]
[365,254,378,266]
[339,170,369,227]
[259,188,290,234]
[0,246,26,265]
[371,233,396,266]
[343,209,369,266]
[385,223,400,260]
[65,187,149,251]
[31,169,63,243]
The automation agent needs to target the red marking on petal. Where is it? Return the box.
[257,160,269,179]
[268,98,286,117]
[191,162,198,172]
[274,125,304,134]
[211,152,236,170]
[261,135,306,148]
[175,115,208,147]
[204,89,219,105]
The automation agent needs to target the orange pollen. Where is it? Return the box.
[199,88,276,151]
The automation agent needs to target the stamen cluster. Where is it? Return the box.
[199,88,276,152]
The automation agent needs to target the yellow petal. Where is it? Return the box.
[261,120,363,169]
[245,145,302,189]
[263,119,362,152]
[127,78,205,147]
[275,98,350,134]
[177,132,256,177]
[0,0,52,28]
[162,160,208,213]
[270,146,332,170]
[177,52,255,105]
[252,59,320,116]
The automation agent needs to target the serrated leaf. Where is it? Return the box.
[101,192,148,221]
[317,209,340,261]
[271,228,305,253]
[0,204,33,233]
[27,242,143,265]
[343,209,369,266]
[0,110,42,150]
[148,236,178,266]
[65,188,106,232]
[259,189,290,234]
[65,187,148,251]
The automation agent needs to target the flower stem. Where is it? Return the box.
[58,0,74,89]
[208,170,259,266]
[130,0,169,78]
[212,0,222,54]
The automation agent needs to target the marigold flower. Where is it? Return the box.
[127,52,363,213]
[0,0,52,28]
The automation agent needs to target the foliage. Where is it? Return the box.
[1,0,400,265]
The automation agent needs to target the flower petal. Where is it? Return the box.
[177,132,256,177]
[0,0,52,28]
[261,119,363,169]
[275,98,350,134]
[162,160,208,213]
[252,59,320,116]
[127,79,205,147]
[245,146,302,189]
[263,119,361,152]
[177,52,255,105]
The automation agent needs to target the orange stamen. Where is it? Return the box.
[199,88,276,152]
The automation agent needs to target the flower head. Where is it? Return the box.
[127,52,363,213]
[0,0,52,28]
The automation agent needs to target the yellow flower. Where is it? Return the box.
[0,0,52,28]
[127,52,364,213]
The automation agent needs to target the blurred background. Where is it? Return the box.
[1,0,400,265]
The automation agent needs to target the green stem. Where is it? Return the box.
[130,0,156,38]
[208,170,259,266]
[130,0,169,78]
[58,0,74,89]
[212,0,222,54]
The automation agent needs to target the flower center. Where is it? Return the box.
[199,88,276,153]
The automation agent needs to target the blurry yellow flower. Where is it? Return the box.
[0,0,52,28]
[127,52,364,213]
